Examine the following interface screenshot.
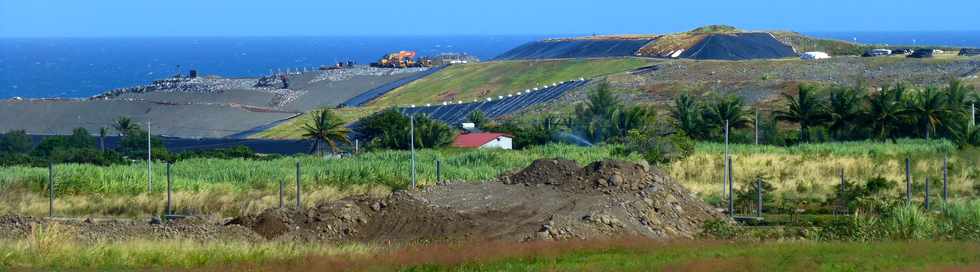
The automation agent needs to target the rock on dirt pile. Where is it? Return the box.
[231,159,724,243]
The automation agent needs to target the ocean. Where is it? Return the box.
[1,32,978,99]
[0,36,545,99]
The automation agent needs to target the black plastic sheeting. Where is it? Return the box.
[396,80,589,124]
[29,135,311,155]
[960,48,980,56]
[494,40,652,60]
[340,65,448,107]
[679,33,796,60]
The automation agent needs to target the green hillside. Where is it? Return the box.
[367,58,652,107]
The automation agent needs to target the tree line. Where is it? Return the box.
[0,117,267,167]
[671,80,979,146]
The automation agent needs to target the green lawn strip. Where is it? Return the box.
[404,241,980,271]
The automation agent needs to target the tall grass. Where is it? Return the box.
[0,144,634,195]
[0,223,371,270]
[669,139,977,201]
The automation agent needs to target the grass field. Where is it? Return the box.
[4,140,974,216]
[5,234,979,271]
[670,139,978,204]
[367,58,652,108]
[0,144,637,216]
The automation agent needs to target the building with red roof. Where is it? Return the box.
[451,132,513,149]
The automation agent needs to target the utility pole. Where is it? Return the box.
[755,110,759,145]
[723,120,730,213]
[410,115,417,190]
[147,121,152,193]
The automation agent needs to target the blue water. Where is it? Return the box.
[805,31,980,48]
[2,32,978,99]
[0,36,544,99]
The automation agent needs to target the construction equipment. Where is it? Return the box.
[371,51,432,68]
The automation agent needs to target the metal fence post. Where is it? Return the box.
[905,157,912,205]
[48,163,54,218]
[166,162,173,217]
[279,179,284,209]
[296,161,302,209]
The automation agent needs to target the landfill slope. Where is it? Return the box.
[494,40,653,60]
[678,33,797,60]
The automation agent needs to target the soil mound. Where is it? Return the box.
[231,159,723,243]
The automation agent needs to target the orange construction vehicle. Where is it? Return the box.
[371,51,433,68]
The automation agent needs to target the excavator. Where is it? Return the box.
[371,51,433,68]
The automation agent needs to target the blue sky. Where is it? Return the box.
[1,0,978,37]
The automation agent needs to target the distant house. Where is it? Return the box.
[452,132,513,150]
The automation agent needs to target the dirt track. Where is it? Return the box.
[0,159,723,244]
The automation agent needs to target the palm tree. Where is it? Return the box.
[611,105,655,140]
[574,81,622,142]
[905,87,952,139]
[827,86,866,140]
[112,117,139,136]
[670,94,708,139]
[774,84,831,143]
[467,110,489,129]
[703,94,752,139]
[865,85,908,143]
[302,109,352,155]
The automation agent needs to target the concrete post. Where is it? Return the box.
[166,162,172,217]
[943,154,949,203]
[906,157,912,205]
[839,168,846,215]
[755,110,759,145]
[727,156,734,217]
[756,177,763,218]
[925,177,930,210]
[436,160,442,184]
[147,121,152,193]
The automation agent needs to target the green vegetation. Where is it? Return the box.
[7,233,980,271]
[394,241,980,271]
[0,223,370,270]
[358,108,456,150]
[369,58,651,108]
[0,144,630,195]
[673,81,978,146]
[670,140,977,210]
[252,107,377,140]
[301,108,352,155]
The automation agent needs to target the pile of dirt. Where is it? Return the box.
[230,159,724,243]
